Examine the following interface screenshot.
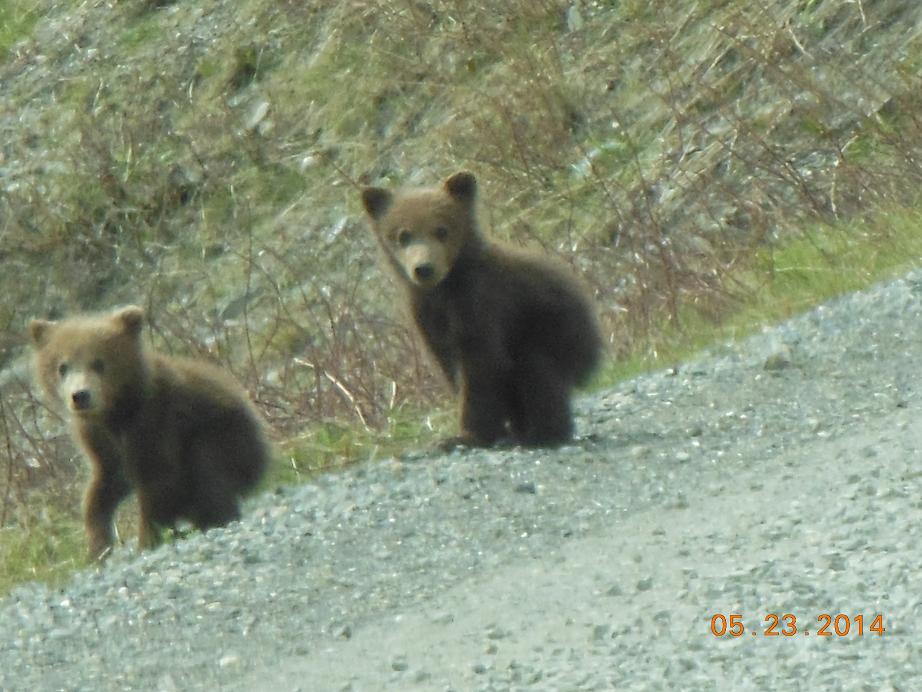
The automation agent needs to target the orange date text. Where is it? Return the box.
[709,613,885,638]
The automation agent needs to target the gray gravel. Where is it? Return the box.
[3,269,922,691]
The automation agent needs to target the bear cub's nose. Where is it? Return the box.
[414,264,435,281]
[71,390,92,410]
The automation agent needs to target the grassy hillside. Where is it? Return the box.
[2,0,922,590]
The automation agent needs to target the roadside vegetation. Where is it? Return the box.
[1,0,921,593]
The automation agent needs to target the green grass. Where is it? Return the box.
[597,205,922,384]
[275,406,456,485]
[119,11,164,51]
[0,0,42,57]
[0,509,88,596]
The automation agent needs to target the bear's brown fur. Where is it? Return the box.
[29,305,269,559]
[361,171,602,447]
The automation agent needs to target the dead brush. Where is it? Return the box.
[417,0,922,354]
[0,378,82,533]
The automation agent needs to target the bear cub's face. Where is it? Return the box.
[29,306,146,419]
[362,171,479,289]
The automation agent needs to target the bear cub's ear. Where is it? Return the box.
[444,171,477,202]
[113,306,145,336]
[29,319,56,347]
[361,187,393,220]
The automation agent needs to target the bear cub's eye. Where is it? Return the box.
[397,229,413,247]
[90,358,105,374]
[58,362,69,378]
[434,226,449,241]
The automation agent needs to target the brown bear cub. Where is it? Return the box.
[361,171,602,448]
[29,306,269,559]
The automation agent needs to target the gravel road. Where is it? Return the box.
[2,270,922,691]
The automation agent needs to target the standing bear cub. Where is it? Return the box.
[361,171,603,448]
[29,306,269,559]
